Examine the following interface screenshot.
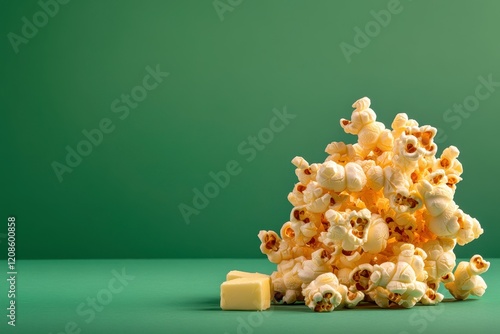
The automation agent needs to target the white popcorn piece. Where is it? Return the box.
[303,182,332,213]
[397,133,424,162]
[417,179,454,217]
[426,170,448,187]
[364,163,385,191]
[258,230,282,264]
[272,257,308,304]
[455,209,483,246]
[325,141,347,157]
[371,262,397,288]
[302,181,324,204]
[393,211,417,229]
[302,273,344,312]
[336,247,374,271]
[292,156,319,185]
[369,286,403,308]
[362,214,389,254]
[425,202,460,238]
[389,188,422,214]
[435,146,463,178]
[420,287,444,305]
[292,156,309,170]
[341,97,386,152]
[337,285,365,309]
[257,97,489,312]
[368,245,427,308]
[270,271,287,304]
[340,97,373,135]
[339,209,372,251]
[345,162,367,192]
[298,249,333,284]
[387,262,416,293]
[376,129,394,153]
[445,255,490,300]
[358,122,385,152]
[412,125,438,157]
[302,273,363,312]
[316,161,346,191]
[445,173,462,192]
[280,221,295,242]
[328,192,350,211]
[422,238,456,281]
[397,244,428,282]
[348,263,375,293]
[318,209,346,248]
[386,220,417,244]
[352,96,371,112]
[325,142,362,164]
[383,167,409,200]
[391,113,419,138]
[287,182,306,207]
[290,206,320,245]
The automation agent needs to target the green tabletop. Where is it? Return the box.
[1,258,498,334]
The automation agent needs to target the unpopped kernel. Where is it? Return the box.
[258,97,489,311]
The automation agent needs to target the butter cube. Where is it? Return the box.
[226,270,268,281]
[226,270,273,294]
[220,277,271,311]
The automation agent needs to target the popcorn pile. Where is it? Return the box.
[258,97,490,311]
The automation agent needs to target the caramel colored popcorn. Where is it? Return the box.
[258,97,489,311]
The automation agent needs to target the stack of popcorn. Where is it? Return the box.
[258,97,490,312]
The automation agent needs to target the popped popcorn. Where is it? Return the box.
[302,273,364,312]
[258,97,489,311]
[445,255,490,300]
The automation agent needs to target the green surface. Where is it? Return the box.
[2,0,500,259]
[0,258,498,333]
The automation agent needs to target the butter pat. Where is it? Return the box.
[226,270,273,293]
[226,270,269,281]
[220,277,271,311]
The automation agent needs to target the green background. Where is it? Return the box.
[2,0,500,260]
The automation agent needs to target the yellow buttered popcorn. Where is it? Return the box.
[258,97,489,311]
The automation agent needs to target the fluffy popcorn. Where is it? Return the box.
[368,244,428,308]
[302,273,364,312]
[445,255,490,300]
[316,161,347,191]
[455,209,484,246]
[422,238,456,281]
[302,273,343,312]
[291,156,319,185]
[258,230,283,264]
[362,214,389,253]
[258,97,489,311]
[298,249,333,284]
[271,257,307,304]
